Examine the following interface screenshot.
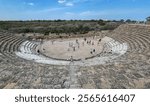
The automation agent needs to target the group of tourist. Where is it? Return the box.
[68,37,102,62]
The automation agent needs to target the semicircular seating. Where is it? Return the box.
[0,30,69,89]
[109,24,150,54]
[0,31,26,61]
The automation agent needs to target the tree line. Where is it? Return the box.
[0,18,147,35]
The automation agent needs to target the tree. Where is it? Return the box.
[98,19,106,25]
[126,19,132,23]
[120,19,124,23]
[146,16,150,22]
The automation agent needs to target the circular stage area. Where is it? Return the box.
[39,37,104,61]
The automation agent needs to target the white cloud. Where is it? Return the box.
[28,3,34,6]
[23,2,35,6]
[65,12,75,15]
[80,11,92,16]
[58,0,88,7]
[58,0,66,4]
[65,2,74,6]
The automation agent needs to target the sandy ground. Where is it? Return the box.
[40,36,104,60]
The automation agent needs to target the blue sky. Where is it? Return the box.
[0,0,150,20]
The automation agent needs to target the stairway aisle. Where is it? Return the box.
[68,62,80,88]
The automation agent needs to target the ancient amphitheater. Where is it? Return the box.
[0,24,150,89]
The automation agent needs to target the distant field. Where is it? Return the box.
[0,20,122,35]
